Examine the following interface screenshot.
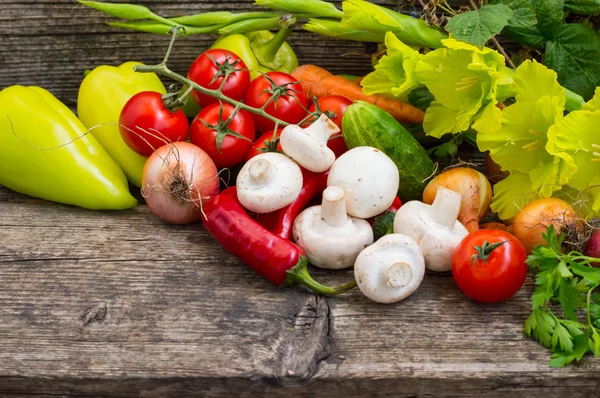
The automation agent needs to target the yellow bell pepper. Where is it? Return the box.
[0,86,137,210]
[77,61,166,187]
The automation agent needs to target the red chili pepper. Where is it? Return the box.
[256,169,328,241]
[201,186,356,295]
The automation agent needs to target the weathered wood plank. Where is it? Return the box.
[2,186,600,396]
[0,0,500,108]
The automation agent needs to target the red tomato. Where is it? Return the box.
[246,129,283,161]
[119,91,189,157]
[452,230,528,303]
[306,95,352,158]
[244,72,308,132]
[187,49,250,107]
[189,102,256,168]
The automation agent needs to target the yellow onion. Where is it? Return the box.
[422,167,492,232]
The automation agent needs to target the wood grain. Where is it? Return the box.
[2,0,599,396]
[2,185,600,396]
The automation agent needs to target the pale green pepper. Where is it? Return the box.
[0,86,137,210]
[210,16,298,79]
[77,61,166,187]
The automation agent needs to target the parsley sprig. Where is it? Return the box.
[525,225,600,367]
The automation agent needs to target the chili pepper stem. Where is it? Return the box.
[252,15,296,68]
[135,27,291,127]
[285,257,357,295]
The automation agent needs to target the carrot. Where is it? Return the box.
[292,64,425,125]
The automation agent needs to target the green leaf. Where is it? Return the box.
[545,23,600,100]
[531,0,565,38]
[564,0,600,15]
[408,87,434,112]
[552,321,575,352]
[532,283,554,308]
[558,279,580,320]
[503,25,547,49]
[361,32,422,100]
[550,333,590,367]
[592,330,600,357]
[492,0,537,28]
[446,4,513,49]
[79,0,154,20]
[571,263,600,285]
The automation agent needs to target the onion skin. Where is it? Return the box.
[422,168,492,233]
[585,230,600,267]
[142,142,220,224]
[513,198,577,254]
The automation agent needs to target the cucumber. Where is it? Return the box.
[342,101,435,201]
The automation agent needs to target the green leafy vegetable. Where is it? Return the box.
[564,0,600,14]
[414,39,510,138]
[492,0,537,28]
[408,87,434,112]
[446,4,513,48]
[524,225,600,367]
[545,23,600,100]
[340,0,447,49]
[530,0,565,37]
[361,32,422,100]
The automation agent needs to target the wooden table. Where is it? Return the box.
[2,1,600,396]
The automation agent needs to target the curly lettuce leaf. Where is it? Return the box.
[490,171,540,220]
[415,39,507,138]
[361,32,421,99]
[546,109,600,217]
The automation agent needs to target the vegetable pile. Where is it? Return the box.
[1,0,600,368]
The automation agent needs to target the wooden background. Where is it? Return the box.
[2,1,600,397]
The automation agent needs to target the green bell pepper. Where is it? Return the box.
[77,61,166,187]
[210,16,298,79]
[0,86,137,210]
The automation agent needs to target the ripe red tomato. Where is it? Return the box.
[452,229,528,303]
[119,91,189,157]
[189,102,256,168]
[306,95,353,158]
[244,72,309,132]
[187,49,250,107]
[246,129,283,161]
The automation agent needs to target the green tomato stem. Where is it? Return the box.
[134,28,290,128]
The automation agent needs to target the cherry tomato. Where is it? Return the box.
[452,229,528,303]
[189,102,256,168]
[246,129,283,161]
[119,91,189,157]
[306,95,352,158]
[244,72,309,132]
[187,49,250,107]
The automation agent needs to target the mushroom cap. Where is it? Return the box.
[280,124,336,173]
[327,146,399,219]
[292,206,374,269]
[393,201,468,272]
[236,152,303,213]
[354,234,425,304]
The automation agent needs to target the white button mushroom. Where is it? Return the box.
[354,234,425,304]
[327,146,400,219]
[236,152,303,213]
[293,185,374,269]
[280,114,340,173]
[393,186,468,272]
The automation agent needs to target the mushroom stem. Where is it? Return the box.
[385,261,413,288]
[304,114,340,143]
[249,157,270,181]
[321,186,349,228]
[428,186,461,229]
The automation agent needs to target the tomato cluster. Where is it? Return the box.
[118,48,353,169]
